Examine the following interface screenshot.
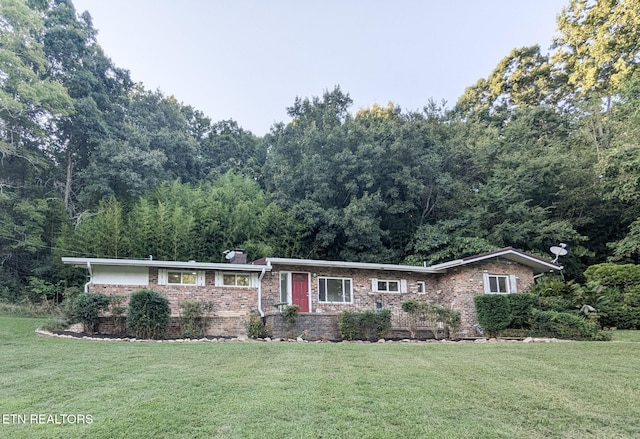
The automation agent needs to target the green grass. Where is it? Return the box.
[1,315,640,438]
[611,329,640,343]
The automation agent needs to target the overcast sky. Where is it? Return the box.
[71,0,568,135]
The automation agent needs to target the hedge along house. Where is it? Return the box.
[62,247,562,339]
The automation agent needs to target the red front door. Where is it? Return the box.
[291,273,309,312]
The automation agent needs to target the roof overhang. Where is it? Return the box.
[264,258,440,274]
[61,257,271,272]
[427,247,562,274]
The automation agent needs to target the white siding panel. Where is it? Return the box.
[92,266,149,286]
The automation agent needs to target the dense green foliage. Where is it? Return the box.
[3,0,640,306]
[478,278,613,340]
[66,291,110,333]
[582,263,640,328]
[506,293,538,329]
[337,309,391,340]
[126,289,170,339]
[246,313,267,339]
[528,309,608,341]
[473,295,512,337]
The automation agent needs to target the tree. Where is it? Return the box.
[553,0,640,107]
[42,0,132,216]
[457,46,561,118]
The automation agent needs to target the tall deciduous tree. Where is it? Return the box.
[42,0,131,216]
[553,0,640,107]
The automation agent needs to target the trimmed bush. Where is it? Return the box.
[67,292,111,333]
[507,293,538,328]
[127,289,170,339]
[473,294,511,337]
[246,313,267,339]
[337,311,360,340]
[529,310,610,341]
[338,309,391,341]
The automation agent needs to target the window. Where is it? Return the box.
[318,277,352,303]
[223,273,250,287]
[280,272,290,303]
[158,269,204,286]
[417,281,426,294]
[168,271,197,285]
[378,280,399,292]
[371,278,407,293]
[483,273,517,294]
[215,272,256,287]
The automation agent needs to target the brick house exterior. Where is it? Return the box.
[62,247,561,339]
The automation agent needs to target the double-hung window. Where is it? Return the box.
[318,277,352,303]
[483,273,517,294]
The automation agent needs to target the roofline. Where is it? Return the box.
[61,257,271,272]
[263,257,441,274]
[427,247,563,273]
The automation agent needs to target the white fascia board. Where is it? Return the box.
[61,257,270,272]
[427,250,562,274]
[264,258,440,274]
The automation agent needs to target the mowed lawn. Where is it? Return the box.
[1,316,639,439]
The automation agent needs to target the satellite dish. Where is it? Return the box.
[550,243,568,263]
[224,250,236,260]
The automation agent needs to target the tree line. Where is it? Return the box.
[2,0,640,303]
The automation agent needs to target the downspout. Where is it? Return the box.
[257,265,268,318]
[84,261,93,293]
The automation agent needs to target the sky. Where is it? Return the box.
[71,0,569,136]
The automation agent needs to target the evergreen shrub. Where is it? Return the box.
[473,294,511,337]
[68,292,111,333]
[127,289,170,339]
[529,309,610,340]
[507,293,538,328]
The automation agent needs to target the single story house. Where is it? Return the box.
[61,247,562,339]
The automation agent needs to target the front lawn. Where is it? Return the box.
[1,315,639,438]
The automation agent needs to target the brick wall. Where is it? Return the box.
[434,260,535,335]
[264,313,341,341]
[88,259,538,339]
[265,260,536,338]
[90,268,257,337]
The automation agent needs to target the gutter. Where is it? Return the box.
[257,265,268,317]
[84,261,93,293]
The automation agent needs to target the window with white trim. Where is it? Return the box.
[371,278,407,293]
[279,272,290,303]
[223,273,250,287]
[417,281,426,294]
[483,273,517,294]
[158,269,205,286]
[318,277,352,303]
[215,272,257,287]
